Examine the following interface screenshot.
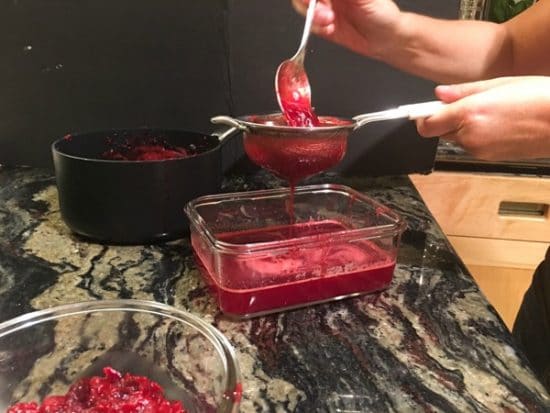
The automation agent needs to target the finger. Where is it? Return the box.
[314,3,336,25]
[291,0,335,26]
[438,130,460,144]
[415,104,463,138]
[311,23,336,37]
[435,77,517,102]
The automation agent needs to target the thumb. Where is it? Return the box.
[435,77,518,103]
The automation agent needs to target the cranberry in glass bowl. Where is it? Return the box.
[0,300,241,413]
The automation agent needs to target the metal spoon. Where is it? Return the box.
[275,0,317,114]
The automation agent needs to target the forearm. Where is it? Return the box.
[375,13,514,84]
[504,0,550,76]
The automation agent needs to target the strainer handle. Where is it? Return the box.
[211,115,250,132]
[353,100,444,129]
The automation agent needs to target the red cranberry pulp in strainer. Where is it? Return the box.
[243,117,349,185]
[280,95,320,127]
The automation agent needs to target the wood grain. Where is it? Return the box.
[447,235,546,269]
[466,264,534,331]
[410,172,550,243]
[410,171,548,330]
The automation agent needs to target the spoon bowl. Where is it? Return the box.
[275,0,318,126]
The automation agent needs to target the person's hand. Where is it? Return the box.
[291,0,402,59]
[416,76,550,160]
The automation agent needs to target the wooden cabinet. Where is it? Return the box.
[410,171,550,330]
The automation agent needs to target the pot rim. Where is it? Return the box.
[51,127,227,164]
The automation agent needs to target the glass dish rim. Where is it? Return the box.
[185,183,406,254]
[0,298,241,412]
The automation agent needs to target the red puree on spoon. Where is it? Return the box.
[278,83,320,127]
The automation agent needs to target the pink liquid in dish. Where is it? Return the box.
[192,220,396,316]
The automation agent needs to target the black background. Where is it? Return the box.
[0,0,459,174]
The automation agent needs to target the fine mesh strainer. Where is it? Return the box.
[211,100,443,182]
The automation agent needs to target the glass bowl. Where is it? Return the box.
[0,299,241,413]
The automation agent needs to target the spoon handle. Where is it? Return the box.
[295,0,317,60]
[352,100,444,129]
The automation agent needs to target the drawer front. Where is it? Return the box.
[448,235,546,269]
[410,172,550,243]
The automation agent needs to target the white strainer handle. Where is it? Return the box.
[398,100,444,120]
[353,100,444,129]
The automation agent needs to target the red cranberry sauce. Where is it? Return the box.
[281,100,320,127]
[102,143,190,161]
[7,367,187,413]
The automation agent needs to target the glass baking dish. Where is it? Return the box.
[185,184,406,318]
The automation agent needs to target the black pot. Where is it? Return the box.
[51,127,240,244]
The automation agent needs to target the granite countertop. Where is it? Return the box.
[1,165,549,412]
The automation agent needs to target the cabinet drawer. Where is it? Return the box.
[448,236,546,269]
[410,172,550,243]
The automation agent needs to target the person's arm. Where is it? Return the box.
[383,14,512,83]
[393,0,550,83]
[417,76,550,160]
[504,0,550,76]
[294,0,550,83]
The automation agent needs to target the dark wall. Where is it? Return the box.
[0,0,459,175]
[0,0,230,168]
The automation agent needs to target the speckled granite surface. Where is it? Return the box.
[1,165,549,412]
